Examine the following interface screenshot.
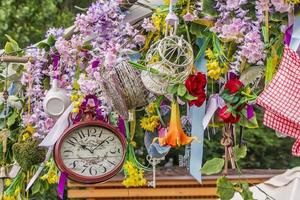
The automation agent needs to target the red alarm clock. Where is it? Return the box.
[54,108,126,183]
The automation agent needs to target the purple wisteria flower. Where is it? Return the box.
[240,30,266,64]
[45,27,64,39]
[183,12,196,22]
[141,18,156,32]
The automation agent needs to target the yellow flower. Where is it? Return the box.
[146,102,158,114]
[22,132,30,141]
[25,125,35,134]
[245,86,252,95]
[206,59,228,80]
[208,68,222,80]
[287,0,300,3]
[73,101,81,107]
[122,161,147,188]
[140,115,160,132]
[14,187,20,197]
[4,179,12,187]
[47,175,58,184]
[205,48,214,60]
[40,174,48,180]
[72,107,79,113]
[70,94,79,101]
[3,194,14,200]
[207,60,219,70]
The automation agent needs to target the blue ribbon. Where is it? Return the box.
[290,16,300,51]
[189,39,207,183]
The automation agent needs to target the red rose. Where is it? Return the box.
[185,72,207,96]
[188,92,206,107]
[218,106,240,124]
[224,79,244,94]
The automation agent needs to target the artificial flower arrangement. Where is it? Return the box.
[0,0,299,199]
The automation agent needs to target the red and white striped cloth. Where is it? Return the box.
[257,46,300,156]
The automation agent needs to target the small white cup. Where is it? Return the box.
[43,79,70,118]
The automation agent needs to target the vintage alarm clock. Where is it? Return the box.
[54,105,126,183]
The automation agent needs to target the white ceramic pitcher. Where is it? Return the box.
[43,79,70,118]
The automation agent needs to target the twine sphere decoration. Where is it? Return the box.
[114,60,149,109]
[142,35,194,94]
[101,60,149,119]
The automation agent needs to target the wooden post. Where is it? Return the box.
[0,56,30,63]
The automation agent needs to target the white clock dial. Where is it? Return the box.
[60,126,124,177]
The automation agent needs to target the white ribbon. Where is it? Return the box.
[202,94,225,130]
[8,163,21,178]
[39,104,73,147]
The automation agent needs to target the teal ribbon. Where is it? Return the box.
[189,39,207,183]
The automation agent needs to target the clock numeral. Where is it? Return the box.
[88,128,97,137]
[67,137,78,146]
[106,136,114,144]
[110,148,121,154]
[99,166,107,173]
[107,160,116,166]
[81,164,89,174]
[110,148,116,154]
[98,130,103,138]
[89,166,98,176]
[70,160,79,169]
[77,130,85,139]
[63,150,73,157]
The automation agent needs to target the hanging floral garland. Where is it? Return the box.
[0,0,300,199]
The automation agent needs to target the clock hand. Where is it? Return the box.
[91,137,109,153]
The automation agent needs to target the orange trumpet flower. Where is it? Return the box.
[157,101,196,147]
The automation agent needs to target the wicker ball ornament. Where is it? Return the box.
[101,60,149,119]
[142,35,194,95]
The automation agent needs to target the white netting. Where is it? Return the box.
[142,35,193,94]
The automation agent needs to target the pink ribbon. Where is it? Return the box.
[58,172,68,199]
[247,104,254,120]
[118,117,126,137]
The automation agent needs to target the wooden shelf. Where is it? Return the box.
[68,168,284,199]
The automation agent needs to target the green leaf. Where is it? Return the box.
[167,85,178,94]
[233,145,247,161]
[43,76,50,90]
[4,42,14,54]
[128,61,160,74]
[202,0,218,17]
[240,182,254,200]
[177,84,187,97]
[184,93,197,101]
[4,35,21,54]
[190,23,207,38]
[216,176,235,200]
[37,42,50,51]
[237,109,258,128]
[7,111,18,127]
[47,34,56,46]
[201,158,224,175]
[31,181,41,195]
[195,35,212,61]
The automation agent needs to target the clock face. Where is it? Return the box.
[54,122,126,183]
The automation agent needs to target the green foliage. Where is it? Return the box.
[216,177,254,200]
[12,138,47,171]
[233,145,247,161]
[204,110,300,169]
[201,157,224,175]
[0,0,93,48]
[217,176,235,200]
